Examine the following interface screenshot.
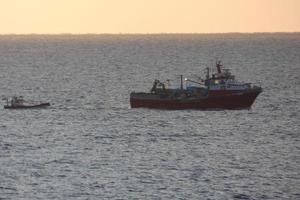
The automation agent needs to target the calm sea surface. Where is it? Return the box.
[0,34,299,199]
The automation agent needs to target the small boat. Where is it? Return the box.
[130,61,262,110]
[4,96,50,109]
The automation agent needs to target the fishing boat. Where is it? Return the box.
[130,61,262,110]
[4,96,50,109]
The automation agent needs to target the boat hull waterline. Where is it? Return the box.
[4,103,50,109]
[130,89,261,110]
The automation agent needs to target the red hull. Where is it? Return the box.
[130,90,261,110]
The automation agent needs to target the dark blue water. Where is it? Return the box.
[0,34,299,199]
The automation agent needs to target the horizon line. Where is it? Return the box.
[0,31,300,36]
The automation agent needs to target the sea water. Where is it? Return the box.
[0,34,299,199]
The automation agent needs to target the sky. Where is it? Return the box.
[0,0,299,34]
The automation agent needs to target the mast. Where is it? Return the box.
[180,75,183,90]
[206,67,210,80]
[216,61,222,73]
[206,67,210,89]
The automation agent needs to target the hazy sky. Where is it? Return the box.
[0,0,299,34]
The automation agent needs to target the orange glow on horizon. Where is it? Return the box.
[0,0,299,34]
